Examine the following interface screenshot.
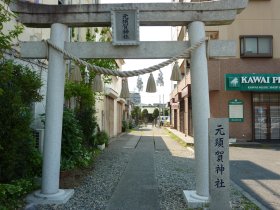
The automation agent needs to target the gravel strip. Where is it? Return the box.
[154,128,195,210]
[36,128,260,210]
[37,137,133,210]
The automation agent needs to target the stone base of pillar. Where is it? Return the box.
[26,189,74,205]
[183,190,209,208]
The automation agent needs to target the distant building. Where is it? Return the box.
[130,92,141,105]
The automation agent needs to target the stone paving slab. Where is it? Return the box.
[154,136,169,151]
[123,135,140,149]
[106,135,160,210]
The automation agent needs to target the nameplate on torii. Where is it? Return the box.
[111,8,139,46]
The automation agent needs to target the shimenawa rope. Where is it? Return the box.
[44,38,206,78]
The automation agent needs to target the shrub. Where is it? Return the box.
[61,108,85,170]
[75,106,97,147]
[128,120,134,129]
[95,131,109,146]
[122,120,128,132]
[64,81,98,147]
[0,60,42,182]
[0,178,36,210]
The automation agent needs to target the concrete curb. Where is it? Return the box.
[230,180,268,210]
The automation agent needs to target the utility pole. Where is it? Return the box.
[161,93,164,116]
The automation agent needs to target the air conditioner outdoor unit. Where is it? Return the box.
[33,129,44,154]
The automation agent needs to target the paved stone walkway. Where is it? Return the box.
[106,131,160,210]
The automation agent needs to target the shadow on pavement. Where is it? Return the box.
[230,160,280,209]
[231,143,280,151]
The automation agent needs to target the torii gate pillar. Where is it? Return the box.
[10,0,248,206]
[183,21,210,207]
[27,23,74,204]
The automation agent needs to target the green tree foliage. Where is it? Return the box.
[164,108,169,116]
[0,2,41,208]
[61,108,84,169]
[75,106,97,147]
[64,81,97,147]
[0,60,42,182]
[65,81,94,108]
[152,108,160,119]
[122,120,128,132]
[61,108,93,170]
[65,26,119,147]
[85,27,118,84]
[0,0,24,59]
[141,109,149,123]
[131,106,141,126]
[0,0,23,96]
[0,178,36,209]
[62,26,120,168]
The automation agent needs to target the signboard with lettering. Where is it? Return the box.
[225,74,280,91]
[171,102,179,109]
[209,118,230,210]
[111,8,139,45]
[228,99,243,122]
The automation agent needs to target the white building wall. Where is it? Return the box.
[113,100,118,135]
[95,95,105,131]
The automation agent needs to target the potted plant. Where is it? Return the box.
[95,130,109,150]
[122,120,128,132]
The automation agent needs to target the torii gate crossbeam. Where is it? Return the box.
[10,1,247,27]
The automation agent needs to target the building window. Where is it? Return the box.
[240,35,273,58]
[206,31,219,40]
[253,93,280,140]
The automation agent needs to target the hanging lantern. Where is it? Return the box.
[120,78,130,99]
[84,66,90,84]
[146,73,157,93]
[92,74,103,92]
[170,61,182,81]
[156,69,164,86]
[137,76,143,92]
[70,65,82,82]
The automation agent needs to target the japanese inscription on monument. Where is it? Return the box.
[111,9,139,45]
[209,118,230,210]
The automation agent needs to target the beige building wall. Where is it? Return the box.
[170,0,280,141]
[207,0,280,58]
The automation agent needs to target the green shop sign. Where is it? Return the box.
[228,99,243,122]
[225,74,280,91]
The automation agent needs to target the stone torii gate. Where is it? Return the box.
[10,0,247,206]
